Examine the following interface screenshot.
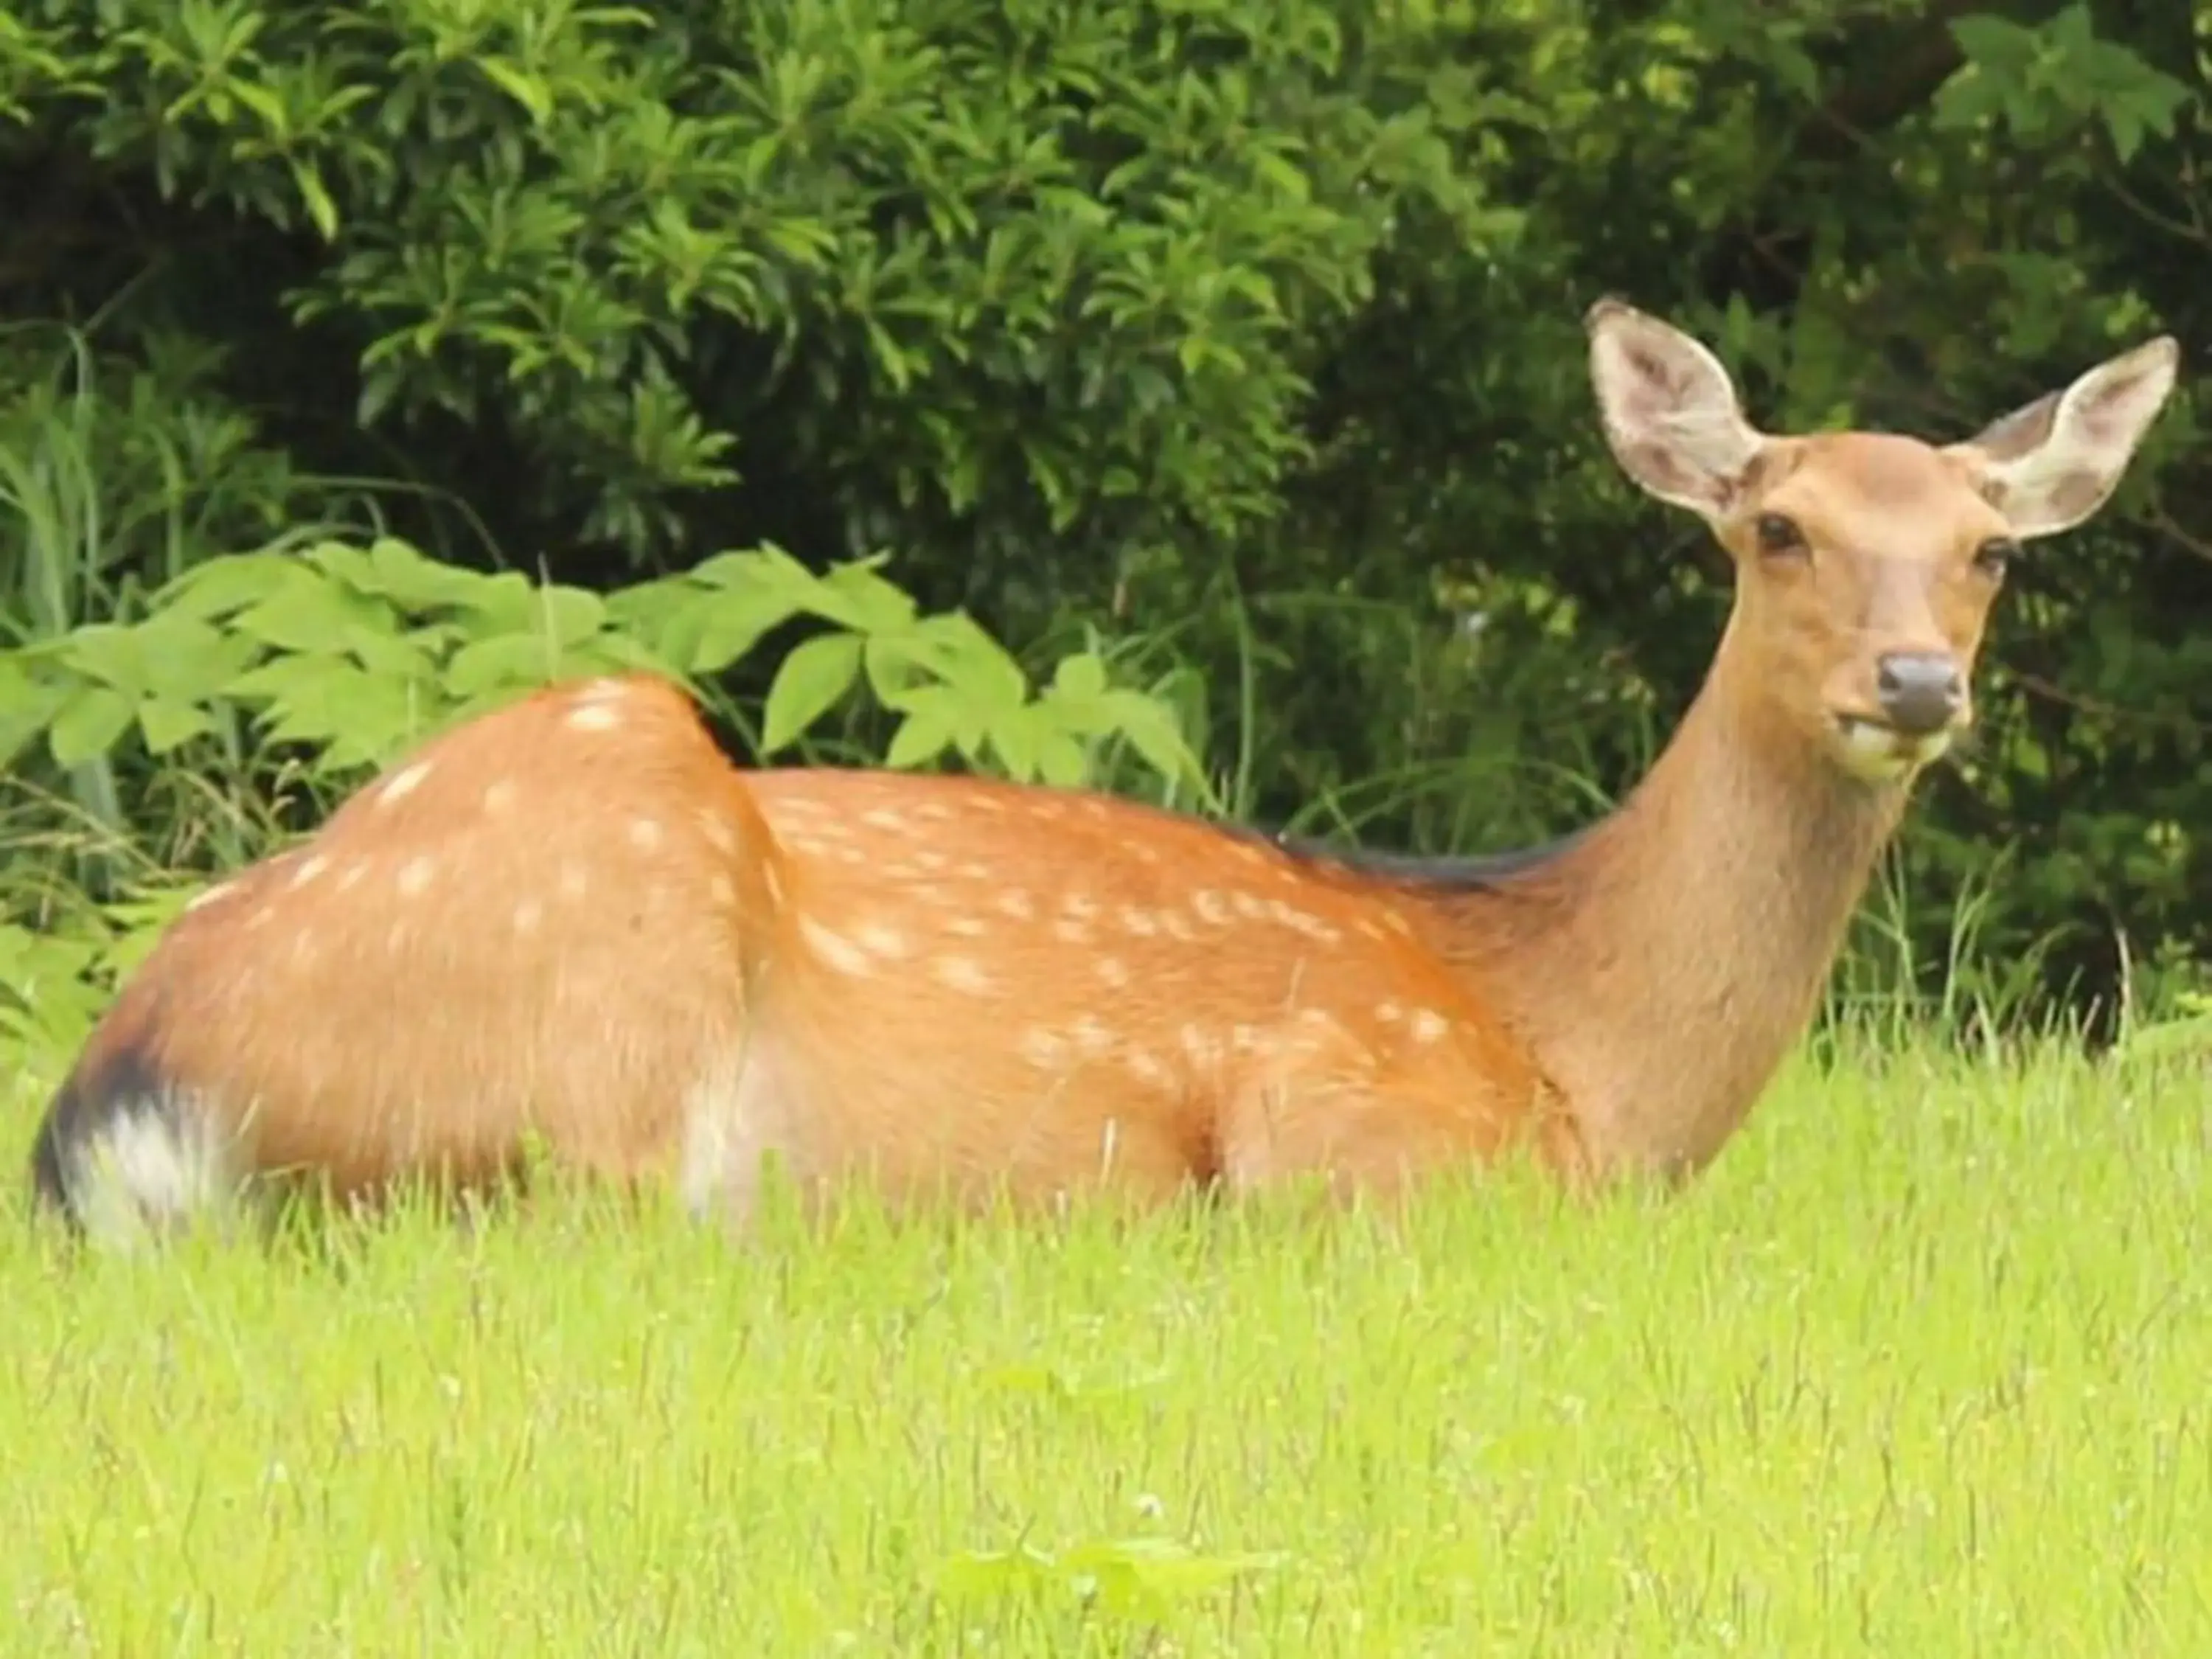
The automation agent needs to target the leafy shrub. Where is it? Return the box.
[0,0,2206,1032]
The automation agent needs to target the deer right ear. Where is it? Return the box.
[1586,299,1767,520]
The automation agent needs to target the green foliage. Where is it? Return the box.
[0,0,2207,1025]
[0,530,1206,798]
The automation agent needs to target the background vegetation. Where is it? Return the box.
[2,0,2208,1062]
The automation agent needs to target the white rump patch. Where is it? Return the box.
[61,1097,240,1252]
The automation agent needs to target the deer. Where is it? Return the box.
[26,301,2180,1245]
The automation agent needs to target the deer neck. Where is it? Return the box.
[1434,646,1907,1178]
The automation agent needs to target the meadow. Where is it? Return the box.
[4,1034,2205,1655]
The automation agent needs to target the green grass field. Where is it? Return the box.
[4,1039,2207,1655]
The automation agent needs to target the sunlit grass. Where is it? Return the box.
[4,1037,2207,1654]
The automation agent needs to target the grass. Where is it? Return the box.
[3,1036,2207,1655]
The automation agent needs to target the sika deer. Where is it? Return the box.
[28,302,2179,1241]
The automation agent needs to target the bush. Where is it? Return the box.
[0,0,2205,1029]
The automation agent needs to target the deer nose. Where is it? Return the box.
[1875,651,1964,737]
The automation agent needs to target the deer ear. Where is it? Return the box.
[1586,298,1767,520]
[1950,335,2180,538]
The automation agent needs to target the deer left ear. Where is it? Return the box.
[1950,335,2181,539]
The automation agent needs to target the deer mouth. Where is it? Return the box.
[1832,714,1953,782]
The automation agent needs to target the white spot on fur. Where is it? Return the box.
[861,808,905,831]
[914,850,950,873]
[1096,956,1132,988]
[628,817,665,852]
[288,855,330,890]
[335,864,366,894]
[1019,1028,1067,1068]
[945,916,988,939]
[762,863,784,908]
[1409,1009,1450,1044]
[482,779,518,816]
[1231,892,1268,920]
[566,701,622,732]
[1192,889,1232,925]
[1119,907,1160,937]
[1374,1000,1405,1024]
[514,898,545,936]
[1161,912,1197,942]
[934,956,995,994]
[558,860,588,900]
[1051,919,1091,945]
[395,856,434,898]
[799,917,873,975]
[698,812,737,855]
[1062,893,1099,921]
[377,760,433,807]
[1179,1025,1216,1065]
[854,921,909,960]
[1126,1051,1171,1087]
[709,876,737,908]
[995,891,1034,921]
[184,880,234,914]
[1068,1016,1116,1057]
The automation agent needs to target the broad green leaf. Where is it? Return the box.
[452,571,540,633]
[761,631,863,753]
[884,701,956,770]
[364,538,487,612]
[0,667,67,767]
[1051,650,1108,700]
[47,684,136,767]
[538,585,608,648]
[1035,730,1090,788]
[813,558,919,633]
[445,633,563,698]
[135,614,265,703]
[232,577,396,653]
[683,582,801,673]
[138,697,215,755]
[57,623,154,699]
[339,624,437,682]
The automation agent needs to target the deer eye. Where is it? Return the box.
[1972,537,2018,578]
[1753,512,1806,557]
